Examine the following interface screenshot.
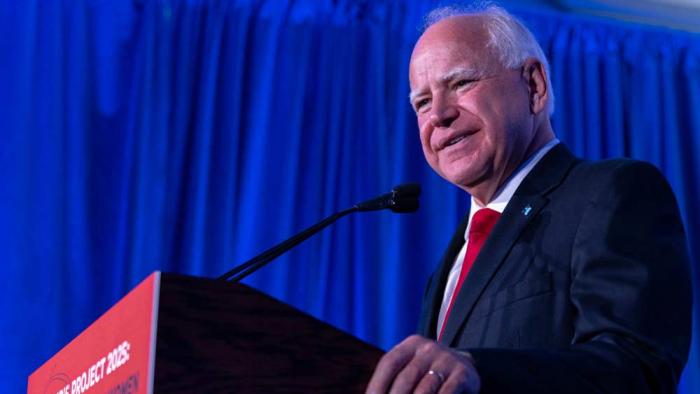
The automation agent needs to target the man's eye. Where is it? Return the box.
[454,79,473,88]
[415,98,431,110]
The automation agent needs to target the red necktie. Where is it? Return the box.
[438,208,501,340]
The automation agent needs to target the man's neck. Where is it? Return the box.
[472,136,558,207]
[470,122,556,206]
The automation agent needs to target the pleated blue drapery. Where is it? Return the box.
[1,1,698,392]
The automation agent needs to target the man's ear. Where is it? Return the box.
[522,58,548,114]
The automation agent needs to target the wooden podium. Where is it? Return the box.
[28,272,384,393]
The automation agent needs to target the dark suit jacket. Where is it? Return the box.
[417,144,691,393]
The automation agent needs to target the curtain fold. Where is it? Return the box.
[1,1,698,392]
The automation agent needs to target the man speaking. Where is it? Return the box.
[367,4,691,394]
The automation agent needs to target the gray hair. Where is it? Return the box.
[424,3,555,115]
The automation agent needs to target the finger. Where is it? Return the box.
[388,338,443,394]
[437,373,468,394]
[414,348,455,394]
[436,359,480,394]
[387,355,434,394]
[413,369,445,394]
[366,337,422,394]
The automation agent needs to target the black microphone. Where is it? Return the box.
[354,183,420,213]
[217,184,421,282]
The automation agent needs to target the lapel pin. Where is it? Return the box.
[522,204,532,216]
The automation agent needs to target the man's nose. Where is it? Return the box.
[429,98,458,127]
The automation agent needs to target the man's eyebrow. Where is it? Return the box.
[409,90,425,103]
[408,67,484,103]
[440,67,482,83]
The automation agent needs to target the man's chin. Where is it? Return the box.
[439,168,494,198]
[440,169,481,189]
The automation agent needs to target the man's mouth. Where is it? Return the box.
[445,135,466,147]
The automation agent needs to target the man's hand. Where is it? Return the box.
[366,335,481,394]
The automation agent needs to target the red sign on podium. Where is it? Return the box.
[28,273,161,394]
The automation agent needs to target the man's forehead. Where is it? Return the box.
[408,39,494,87]
[409,18,493,70]
[410,41,483,67]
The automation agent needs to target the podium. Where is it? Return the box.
[28,272,384,393]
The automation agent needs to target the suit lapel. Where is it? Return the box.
[438,144,578,346]
[438,195,548,345]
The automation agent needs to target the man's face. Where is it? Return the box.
[409,17,535,196]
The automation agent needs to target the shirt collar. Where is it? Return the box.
[465,138,559,239]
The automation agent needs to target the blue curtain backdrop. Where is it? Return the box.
[1,0,698,392]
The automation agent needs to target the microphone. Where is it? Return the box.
[354,183,420,213]
[217,184,421,282]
